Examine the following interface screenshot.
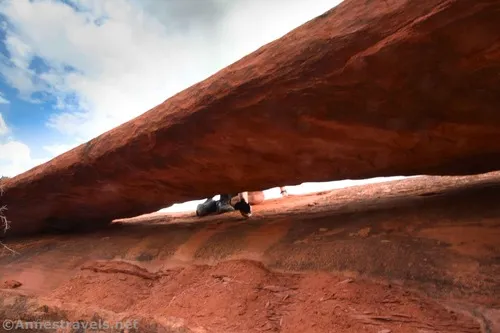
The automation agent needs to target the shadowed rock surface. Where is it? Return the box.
[2,0,500,236]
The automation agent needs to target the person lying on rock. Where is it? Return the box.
[196,187,289,218]
[196,192,252,218]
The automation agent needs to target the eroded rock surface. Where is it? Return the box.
[1,174,499,332]
[2,0,500,235]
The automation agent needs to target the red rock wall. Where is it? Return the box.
[2,0,500,236]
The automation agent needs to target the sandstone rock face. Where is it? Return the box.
[2,0,500,236]
[1,174,499,332]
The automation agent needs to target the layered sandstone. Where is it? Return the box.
[2,0,500,236]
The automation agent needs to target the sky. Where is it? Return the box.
[0,0,408,212]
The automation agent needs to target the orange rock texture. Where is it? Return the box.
[2,0,500,236]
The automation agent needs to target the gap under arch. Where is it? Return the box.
[158,176,415,213]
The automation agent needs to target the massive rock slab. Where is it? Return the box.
[2,0,500,236]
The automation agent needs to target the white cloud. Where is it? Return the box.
[0,113,50,177]
[0,140,30,163]
[0,113,8,136]
[0,140,48,177]
[42,142,81,157]
[0,0,340,141]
